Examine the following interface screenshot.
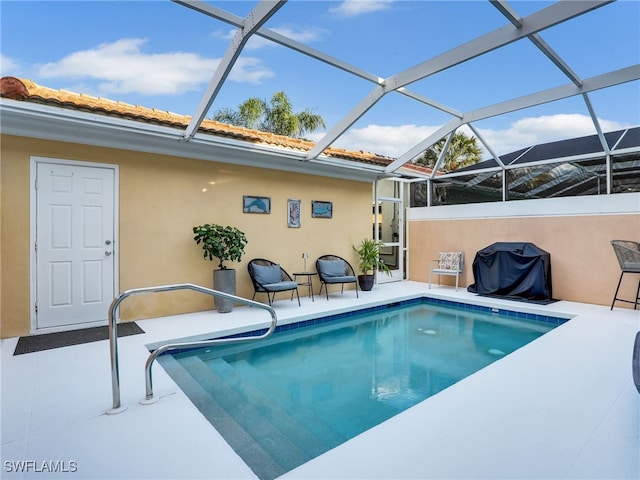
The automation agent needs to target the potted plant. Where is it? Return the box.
[352,238,391,291]
[193,224,248,313]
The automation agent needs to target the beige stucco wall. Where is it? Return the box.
[408,210,640,307]
[0,134,372,338]
[3,133,638,338]
[0,151,30,338]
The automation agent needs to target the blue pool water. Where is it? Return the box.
[157,298,566,480]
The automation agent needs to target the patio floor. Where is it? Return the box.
[1,281,639,479]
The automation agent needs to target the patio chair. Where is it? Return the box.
[610,240,640,310]
[316,255,359,300]
[634,331,640,394]
[429,251,464,291]
[248,258,300,306]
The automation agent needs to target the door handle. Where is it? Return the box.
[105,250,112,256]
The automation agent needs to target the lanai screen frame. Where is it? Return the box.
[172,0,639,196]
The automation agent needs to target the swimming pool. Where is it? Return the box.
[156,298,567,480]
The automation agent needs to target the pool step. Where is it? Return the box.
[174,355,328,479]
[218,348,405,440]
[205,357,344,455]
[231,358,347,448]
[158,354,286,480]
[158,355,288,480]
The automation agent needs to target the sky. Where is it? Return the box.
[1,0,639,160]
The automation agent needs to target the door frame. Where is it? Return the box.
[29,157,119,333]
[374,178,406,284]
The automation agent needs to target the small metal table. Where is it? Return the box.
[293,272,317,301]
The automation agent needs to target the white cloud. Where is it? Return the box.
[314,123,439,158]
[36,38,274,95]
[0,54,21,77]
[213,26,329,50]
[329,0,395,18]
[477,114,631,157]
[230,57,275,84]
[310,114,632,160]
[271,26,329,44]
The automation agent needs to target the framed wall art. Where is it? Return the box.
[311,200,332,218]
[243,195,270,214]
[287,199,301,228]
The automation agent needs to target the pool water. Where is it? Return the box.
[158,300,561,480]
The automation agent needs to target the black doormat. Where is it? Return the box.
[14,322,145,355]
[477,294,560,305]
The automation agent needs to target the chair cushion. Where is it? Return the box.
[252,264,282,285]
[262,281,298,292]
[318,259,345,277]
[623,261,640,272]
[438,252,462,271]
[323,275,356,284]
[431,269,459,275]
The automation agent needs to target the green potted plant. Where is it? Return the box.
[193,224,248,313]
[352,238,391,291]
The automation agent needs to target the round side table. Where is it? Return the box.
[293,272,317,302]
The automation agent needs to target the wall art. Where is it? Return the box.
[243,195,271,214]
[288,199,301,227]
[311,200,332,218]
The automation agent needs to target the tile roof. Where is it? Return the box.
[0,76,431,176]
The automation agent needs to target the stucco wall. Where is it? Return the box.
[0,151,30,338]
[408,195,640,307]
[3,133,638,338]
[0,135,372,338]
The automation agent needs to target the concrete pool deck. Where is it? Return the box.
[1,281,639,479]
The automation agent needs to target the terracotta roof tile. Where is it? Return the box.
[1,76,431,175]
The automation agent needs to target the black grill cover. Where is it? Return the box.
[467,242,552,300]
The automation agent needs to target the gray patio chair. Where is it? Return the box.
[610,240,640,310]
[634,331,640,394]
[316,255,359,300]
[248,258,300,306]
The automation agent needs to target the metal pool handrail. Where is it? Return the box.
[107,283,277,414]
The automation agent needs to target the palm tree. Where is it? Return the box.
[415,132,482,171]
[212,91,325,138]
[213,97,264,130]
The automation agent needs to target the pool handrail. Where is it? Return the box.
[107,283,277,414]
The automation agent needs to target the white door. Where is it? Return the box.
[36,161,116,330]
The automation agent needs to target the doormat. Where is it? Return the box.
[477,294,560,305]
[14,322,145,355]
